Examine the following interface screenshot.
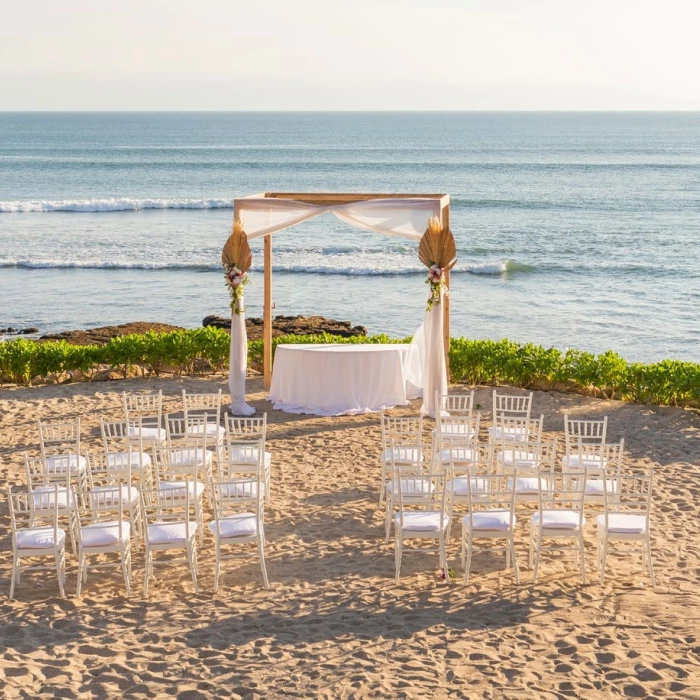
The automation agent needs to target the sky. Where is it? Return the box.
[1,0,699,110]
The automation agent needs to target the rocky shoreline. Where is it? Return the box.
[1,315,367,345]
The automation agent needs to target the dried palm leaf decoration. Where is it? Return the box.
[222,219,252,314]
[418,216,457,310]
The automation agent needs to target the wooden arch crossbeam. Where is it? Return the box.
[233,192,451,389]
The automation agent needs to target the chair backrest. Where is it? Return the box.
[86,450,134,488]
[80,486,126,534]
[225,414,267,442]
[436,413,480,442]
[218,439,265,480]
[602,470,653,518]
[492,391,533,421]
[165,414,209,451]
[564,415,608,452]
[211,475,263,526]
[380,414,423,450]
[38,418,80,457]
[498,438,557,474]
[436,390,475,416]
[9,485,61,542]
[495,415,544,444]
[537,471,586,525]
[141,486,195,537]
[466,472,517,519]
[387,439,425,469]
[123,390,162,427]
[569,439,625,476]
[395,468,449,531]
[24,453,73,489]
[183,389,222,426]
[100,416,143,451]
[152,439,206,483]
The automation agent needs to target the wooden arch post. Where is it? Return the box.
[263,234,273,389]
[441,199,451,382]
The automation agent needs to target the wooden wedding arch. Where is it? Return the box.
[232,192,452,389]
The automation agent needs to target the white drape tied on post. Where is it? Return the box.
[227,196,449,416]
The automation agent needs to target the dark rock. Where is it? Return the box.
[18,327,39,335]
[0,327,17,334]
[202,314,367,340]
[39,322,184,346]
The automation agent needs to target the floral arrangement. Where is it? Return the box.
[221,219,253,315]
[418,217,457,311]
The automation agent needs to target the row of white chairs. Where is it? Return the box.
[9,446,270,599]
[387,449,655,586]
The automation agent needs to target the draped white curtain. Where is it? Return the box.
[227,197,447,417]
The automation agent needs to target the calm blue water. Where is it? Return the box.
[1,112,699,362]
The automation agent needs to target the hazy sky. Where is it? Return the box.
[2,0,699,110]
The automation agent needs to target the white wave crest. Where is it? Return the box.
[0,198,233,213]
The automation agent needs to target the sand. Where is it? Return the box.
[1,376,699,698]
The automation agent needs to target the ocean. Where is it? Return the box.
[1,111,699,363]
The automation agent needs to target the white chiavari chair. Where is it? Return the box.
[8,485,67,599]
[461,471,519,584]
[383,440,429,542]
[378,413,423,507]
[394,466,452,583]
[530,471,587,584]
[224,414,271,500]
[567,440,625,506]
[563,415,608,457]
[86,450,143,543]
[141,486,199,596]
[75,487,132,597]
[37,417,87,491]
[122,390,165,446]
[182,389,225,440]
[435,390,475,417]
[24,454,79,552]
[488,391,533,440]
[100,417,153,485]
[209,475,269,591]
[164,414,215,487]
[488,415,544,470]
[597,471,655,586]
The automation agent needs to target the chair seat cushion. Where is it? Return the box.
[497,450,540,468]
[218,480,259,498]
[438,447,478,464]
[32,486,74,509]
[433,425,475,439]
[381,447,422,464]
[506,476,542,494]
[127,426,166,441]
[561,454,608,468]
[488,426,529,442]
[228,447,272,468]
[45,454,87,474]
[596,513,647,534]
[584,478,617,496]
[81,520,131,547]
[92,485,140,506]
[16,527,66,549]
[158,480,206,498]
[465,509,515,531]
[147,521,198,545]
[395,511,449,532]
[447,476,489,497]
[385,478,434,496]
[532,510,585,530]
[208,513,258,538]
[106,451,151,469]
[169,448,214,467]
[186,423,226,438]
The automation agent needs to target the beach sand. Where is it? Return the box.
[1,376,699,698]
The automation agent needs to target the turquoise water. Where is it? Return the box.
[1,112,699,362]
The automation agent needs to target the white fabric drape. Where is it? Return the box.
[228,300,255,416]
[227,197,447,417]
[419,288,448,418]
[237,197,440,242]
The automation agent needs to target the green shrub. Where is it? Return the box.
[0,329,698,409]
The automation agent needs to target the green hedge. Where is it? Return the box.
[1,329,698,408]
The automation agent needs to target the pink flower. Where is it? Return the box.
[427,265,443,284]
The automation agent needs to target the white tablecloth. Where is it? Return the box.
[269,344,420,416]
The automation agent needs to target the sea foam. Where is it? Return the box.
[0,198,233,213]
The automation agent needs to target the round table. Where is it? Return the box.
[268,344,419,416]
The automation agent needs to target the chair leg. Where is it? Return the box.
[188,543,199,593]
[258,538,270,590]
[600,535,608,585]
[144,548,152,597]
[121,548,131,597]
[464,534,474,585]
[213,543,220,593]
[646,539,655,587]
[510,535,520,584]
[9,555,18,600]
[440,536,450,585]
[579,535,586,585]
[394,535,402,583]
[378,463,386,507]
[384,496,393,543]
[76,552,84,596]
[56,551,66,598]
[532,531,541,583]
